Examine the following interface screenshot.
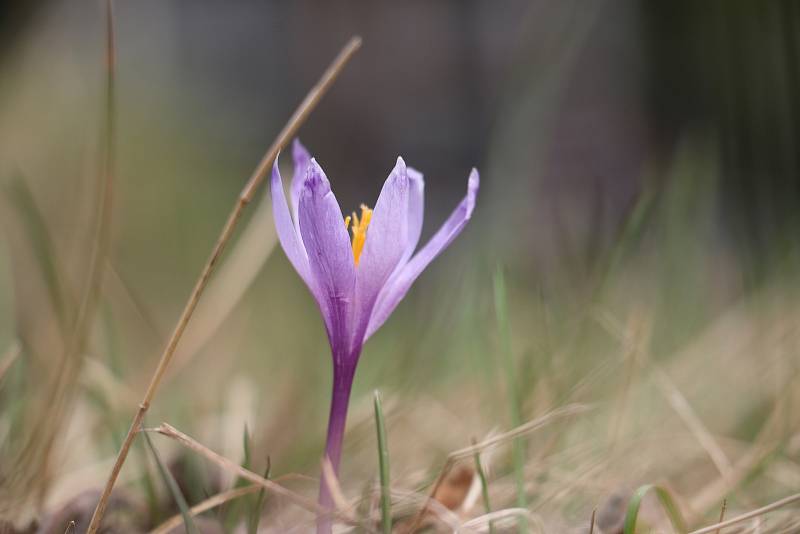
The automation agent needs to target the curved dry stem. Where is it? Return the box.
[458,508,544,533]
[85,36,362,534]
[405,404,589,532]
[688,492,800,534]
[153,423,363,527]
[149,485,261,534]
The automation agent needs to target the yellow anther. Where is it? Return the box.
[344,204,372,266]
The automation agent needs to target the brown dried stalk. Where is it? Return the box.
[85,36,362,533]
[153,423,362,527]
[404,404,589,533]
[149,485,261,534]
[689,492,800,534]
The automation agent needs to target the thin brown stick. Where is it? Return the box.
[7,0,117,504]
[403,458,453,534]
[154,423,360,526]
[449,404,590,460]
[689,493,800,534]
[149,485,261,534]
[589,508,596,534]
[85,36,362,534]
[714,499,726,534]
[405,404,588,532]
[72,0,116,343]
[459,508,540,532]
[654,368,732,479]
[29,0,119,500]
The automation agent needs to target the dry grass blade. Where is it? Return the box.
[320,457,352,514]
[688,492,800,534]
[104,261,163,343]
[458,508,543,533]
[406,404,589,532]
[449,403,590,460]
[493,266,526,522]
[76,0,116,337]
[169,192,277,377]
[85,36,362,534]
[0,0,117,514]
[149,485,262,534]
[714,499,726,534]
[390,489,461,531]
[653,368,733,479]
[687,378,790,522]
[153,423,362,527]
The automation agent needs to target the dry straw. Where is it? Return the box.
[85,29,363,533]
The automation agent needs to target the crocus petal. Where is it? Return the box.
[365,168,479,340]
[290,139,311,225]
[270,159,312,286]
[358,158,411,279]
[402,167,425,265]
[298,159,356,349]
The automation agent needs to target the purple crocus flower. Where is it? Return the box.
[271,139,478,528]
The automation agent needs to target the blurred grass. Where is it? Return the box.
[142,427,201,534]
[622,484,687,534]
[373,390,391,534]
[2,2,800,532]
[493,266,527,530]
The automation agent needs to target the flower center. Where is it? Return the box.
[344,204,373,266]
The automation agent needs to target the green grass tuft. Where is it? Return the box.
[142,426,201,534]
[493,266,527,531]
[623,484,687,534]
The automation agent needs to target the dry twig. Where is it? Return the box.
[85,36,362,533]
[149,485,261,534]
[405,404,589,532]
[689,492,800,534]
[153,423,362,527]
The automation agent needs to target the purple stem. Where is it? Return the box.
[317,358,358,534]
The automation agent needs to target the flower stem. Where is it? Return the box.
[318,360,357,534]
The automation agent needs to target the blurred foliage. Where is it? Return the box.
[1,0,800,532]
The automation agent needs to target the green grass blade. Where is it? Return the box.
[471,438,494,534]
[142,428,201,534]
[242,425,252,472]
[136,438,162,525]
[223,426,254,530]
[623,484,688,534]
[493,266,527,530]
[247,457,271,534]
[374,390,392,534]
[3,177,69,328]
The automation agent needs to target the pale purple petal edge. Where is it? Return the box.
[364,168,479,340]
[352,157,411,347]
[291,138,311,230]
[402,166,425,265]
[270,159,311,286]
